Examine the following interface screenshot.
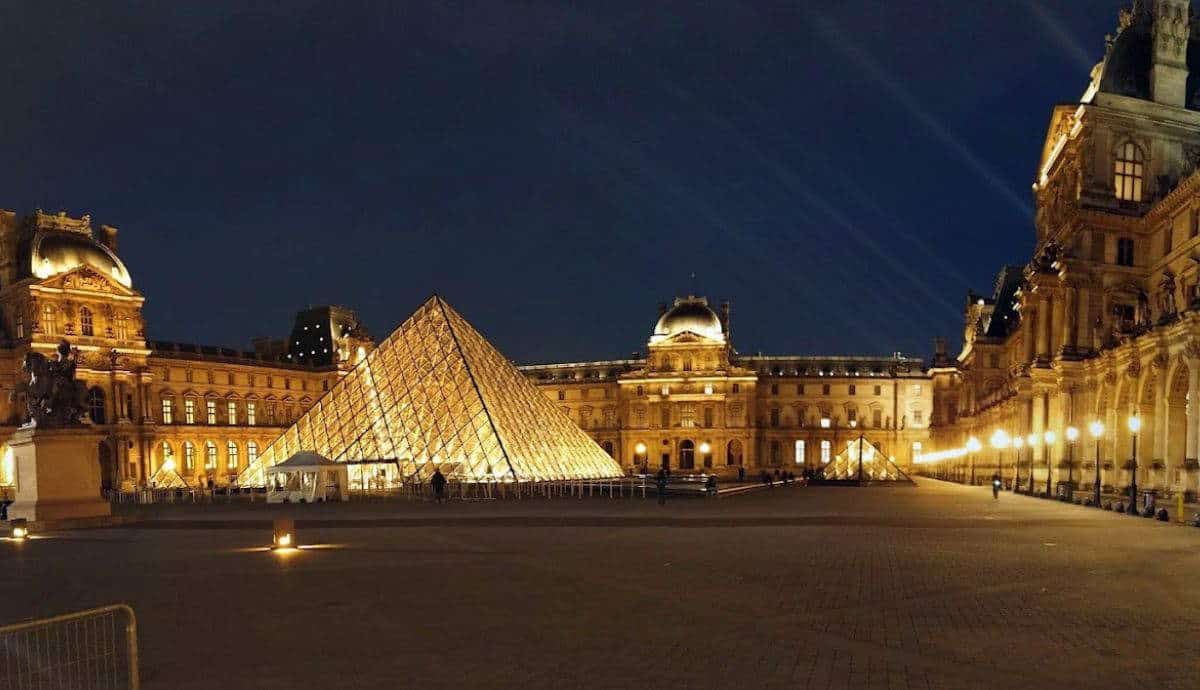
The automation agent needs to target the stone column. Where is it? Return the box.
[1036,294,1052,360]
[1076,285,1091,351]
[1186,358,1199,467]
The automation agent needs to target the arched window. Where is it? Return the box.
[41,304,56,336]
[160,442,174,470]
[226,441,239,470]
[247,441,258,466]
[679,440,695,470]
[79,306,94,336]
[726,439,743,466]
[205,441,217,470]
[87,387,106,424]
[115,315,128,341]
[183,441,195,472]
[1114,141,1144,202]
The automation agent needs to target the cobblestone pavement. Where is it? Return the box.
[3,478,1200,689]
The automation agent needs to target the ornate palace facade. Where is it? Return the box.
[521,296,933,475]
[929,2,1200,498]
[0,209,373,492]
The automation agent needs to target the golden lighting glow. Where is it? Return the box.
[272,518,295,550]
[1089,421,1105,438]
[1013,436,1024,449]
[161,458,175,473]
[820,418,831,429]
[1026,433,1038,447]
[990,430,1010,449]
[966,437,982,453]
[1128,416,1142,434]
[242,297,622,485]
[0,445,12,486]
[699,442,711,455]
[11,519,28,540]
[634,442,647,455]
[1043,430,1057,445]
[1065,426,1079,442]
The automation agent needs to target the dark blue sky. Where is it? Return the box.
[0,1,1125,363]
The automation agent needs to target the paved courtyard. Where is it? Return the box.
[3,478,1200,690]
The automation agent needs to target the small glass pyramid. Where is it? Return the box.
[243,296,623,484]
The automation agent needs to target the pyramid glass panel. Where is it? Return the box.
[244,296,622,484]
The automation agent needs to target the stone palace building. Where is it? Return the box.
[929,1,1200,500]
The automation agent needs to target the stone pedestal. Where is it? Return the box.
[7,425,110,522]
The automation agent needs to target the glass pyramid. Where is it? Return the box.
[243,296,623,484]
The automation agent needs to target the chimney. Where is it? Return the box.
[1151,1,1190,108]
[98,224,118,253]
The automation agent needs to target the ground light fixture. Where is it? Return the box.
[634,442,646,455]
[272,518,295,550]
[1090,421,1105,507]
[1128,415,1141,513]
[1065,426,1079,499]
[1013,435,1026,493]
[11,518,28,540]
[1043,430,1057,496]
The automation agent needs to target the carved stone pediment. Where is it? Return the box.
[44,266,134,296]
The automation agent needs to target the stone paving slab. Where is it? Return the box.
[2,478,1199,689]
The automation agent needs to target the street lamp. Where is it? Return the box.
[966,436,982,485]
[1128,415,1141,513]
[1065,426,1079,500]
[1013,435,1024,492]
[1024,433,1038,493]
[990,429,1010,489]
[1089,420,1104,507]
[1043,430,1057,497]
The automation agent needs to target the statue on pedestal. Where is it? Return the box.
[1158,271,1178,322]
[11,339,88,427]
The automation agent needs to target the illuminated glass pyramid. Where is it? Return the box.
[243,296,622,484]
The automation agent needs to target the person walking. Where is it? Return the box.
[431,467,447,504]
[656,467,669,505]
[737,465,745,482]
[991,471,1001,500]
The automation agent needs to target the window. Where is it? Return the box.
[770,440,781,466]
[820,440,832,464]
[247,441,258,466]
[184,399,195,424]
[680,404,696,428]
[988,354,999,369]
[731,384,740,394]
[703,383,713,395]
[636,385,644,397]
[660,406,670,428]
[912,409,924,425]
[661,384,670,396]
[41,305,56,336]
[184,442,195,472]
[1117,237,1135,267]
[874,385,882,396]
[822,384,830,396]
[1192,208,1199,238]
[769,407,780,427]
[1164,227,1173,256]
[911,385,922,396]
[635,406,646,427]
[795,440,806,465]
[873,408,882,429]
[226,442,239,470]
[703,406,714,428]
[160,442,174,469]
[1114,141,1144,202]
[683,358,692,372]
[205,441,217,470]
[87,388,105,424]
[206,400,217,425]
[15,313,23,339]
[227,401,237,425]
[849,384,856,396]
[847,408,857,425]
[79,307,94,336]
[797,384,804,395]
[770,384,779,395]
[115,315,128,341]
[557,390,565,401]
[247,402,256,426]
[161,399,173,424]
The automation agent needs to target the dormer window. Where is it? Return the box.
[79,307,94,337]
[1114,141,1144,202]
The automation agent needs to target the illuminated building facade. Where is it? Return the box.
[521,296,933,475]
[929,3,1200,499]
[0,209,369,492]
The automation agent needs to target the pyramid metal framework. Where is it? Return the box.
[242,296,623,484]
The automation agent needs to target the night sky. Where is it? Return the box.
[0,2,1127,364]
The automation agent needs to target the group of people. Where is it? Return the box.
[760,469,798,487]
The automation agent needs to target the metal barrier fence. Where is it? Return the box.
[0,604,139,690]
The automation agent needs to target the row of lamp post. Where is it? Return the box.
[951,415,1142,508]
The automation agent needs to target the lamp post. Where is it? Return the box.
[1065,426,1078,500]
[1128,415,1141,513]
[966,436,982,485]
[1043,430,1057,498]
[1012,436,1024,492]
[990,430,1010,489]
[1025,433,1038,494]
[1089,420,1104,507]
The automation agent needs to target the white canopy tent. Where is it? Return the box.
[267,451,349,503]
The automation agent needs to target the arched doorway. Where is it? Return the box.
[727,439,743,466]
[87,387,106,425]
[679,440,695,470]
[98,440,115,495]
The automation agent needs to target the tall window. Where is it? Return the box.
[115,315,128,341]
[847,408,857,425]
[160,442,174,469]
[161,398,173,424]
[227,401,237,425]
[247,402,256,426]
[794,440,806,465]
[770,440,781,465]
[184,399,196,424]
[660,405,670,428]
[1114,141,1144,202]
[184,442,195,472]
[42,304,56,336]
[703,406,714,428]
[247,441,258,466]
[1117,237,1135,267]
[226,441,239,470]
[206,400,217,425]
[1164,227,1173,257]
[820,440,832,464]
[15,314,23,339]
[87,388,106,424]
[1192,208,1199,238]
[822,384,830,395]
[848,384,856,396]
[205,441,217,470]
[873,408,883,429]
[79,307,94,336]
[769,407,780,427]
[874,385,882,396]
[680,404,696,428]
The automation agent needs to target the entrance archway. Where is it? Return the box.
[679,440,695,470]
[727,439,743,466]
